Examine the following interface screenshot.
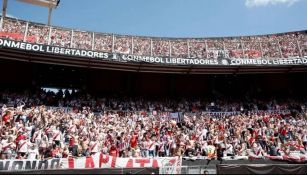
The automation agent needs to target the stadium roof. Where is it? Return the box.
[16,0,60,8]
[2,0,60,25]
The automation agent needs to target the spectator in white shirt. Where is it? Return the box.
[27,144,39,159]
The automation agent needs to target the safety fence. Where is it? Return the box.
[0,167,159,174]
[1,16,307,67]
[2,165,306,174]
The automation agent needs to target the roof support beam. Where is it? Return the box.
[2,0,8,18]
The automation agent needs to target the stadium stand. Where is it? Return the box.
[0,16,307,174]
[1,17,306,59]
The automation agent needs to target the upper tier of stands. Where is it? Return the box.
[1,17,307,59]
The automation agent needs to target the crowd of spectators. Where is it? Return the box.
[261,41,281,58]
[224,38,244,59]
[132,37,151,56]
[297,32,307,57]
[1,17,307,59]
[241,37,262,59]
[94,33,112,53]
[114,36,131,54]
[0,18,26,41]
[278,33,301,58]
[26,23,50,45]
[50,27,72,48]
[189,40,207,59]
[170,40,188,58]
[72,31,92,50]
[0,89,306,160]
[153,39,170,57]
[206,39,226,59]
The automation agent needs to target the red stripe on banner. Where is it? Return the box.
[152,159,158,168]
[99,154,110,167]
[126,159,133,168]
[68,158,74,169]
[169,159,176,165]
[111,156,117,168]
[135,159,150,167]
[85,156,95,168]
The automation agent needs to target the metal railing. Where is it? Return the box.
[1,16,307,59]
[161,165,217,174]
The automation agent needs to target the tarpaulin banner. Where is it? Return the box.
[61,154,182,174]
[0,158,61,171]
[1,37,307,66]
[0,168,159,174]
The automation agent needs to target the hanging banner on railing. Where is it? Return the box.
[61,154,182,174]
[45,106,73,113]
[201,111,241,116]
[0,155,182,174]
[1,37,307,66]
[0,158,61,171]
[249,109,291,114]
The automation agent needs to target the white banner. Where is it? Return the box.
[201,111,241,116]
[61,154,182,174]
[0,158,61,171]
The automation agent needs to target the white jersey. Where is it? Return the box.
[32,130,42,141]
[67,125,76,133]
[158,142,165,152]
[89,141,99,153]
[202,128,208,139]
[27,148,39,159]
[52,130,61,141]
[18,140,29,153]
[148,141,156,151]
[2,142,15,154]
[142,141,149,150]
[40,135,49,148]
[25,126,33,137]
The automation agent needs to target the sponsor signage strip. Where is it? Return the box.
[1,38,307,66]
